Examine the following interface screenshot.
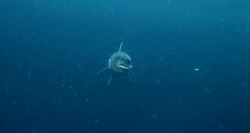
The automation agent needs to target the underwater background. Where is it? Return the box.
[0,0,250,133]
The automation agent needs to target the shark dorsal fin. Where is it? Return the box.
[118,42,123,52]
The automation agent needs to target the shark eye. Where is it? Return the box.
[125,59,131,65]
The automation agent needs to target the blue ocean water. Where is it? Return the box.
[1,0,250,133]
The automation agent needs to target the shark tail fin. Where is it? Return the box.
[118,42,123,52]
[94,67,109,78]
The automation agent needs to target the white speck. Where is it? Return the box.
[241,82,248,86]
[180,97,183,103]
[218,125,223,128]
[153,115,157,118]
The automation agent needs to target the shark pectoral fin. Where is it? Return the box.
[127,72,134,85]
[94,67,109,78]
[107,74,113,86]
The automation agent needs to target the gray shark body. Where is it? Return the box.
[94,42,133,86]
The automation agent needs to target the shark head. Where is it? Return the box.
[108,51,132,73]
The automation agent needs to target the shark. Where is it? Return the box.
[94,42,133,86]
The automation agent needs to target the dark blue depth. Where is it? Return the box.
[0,0,250,133]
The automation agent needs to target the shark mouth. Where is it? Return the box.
[118,64,131,70]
